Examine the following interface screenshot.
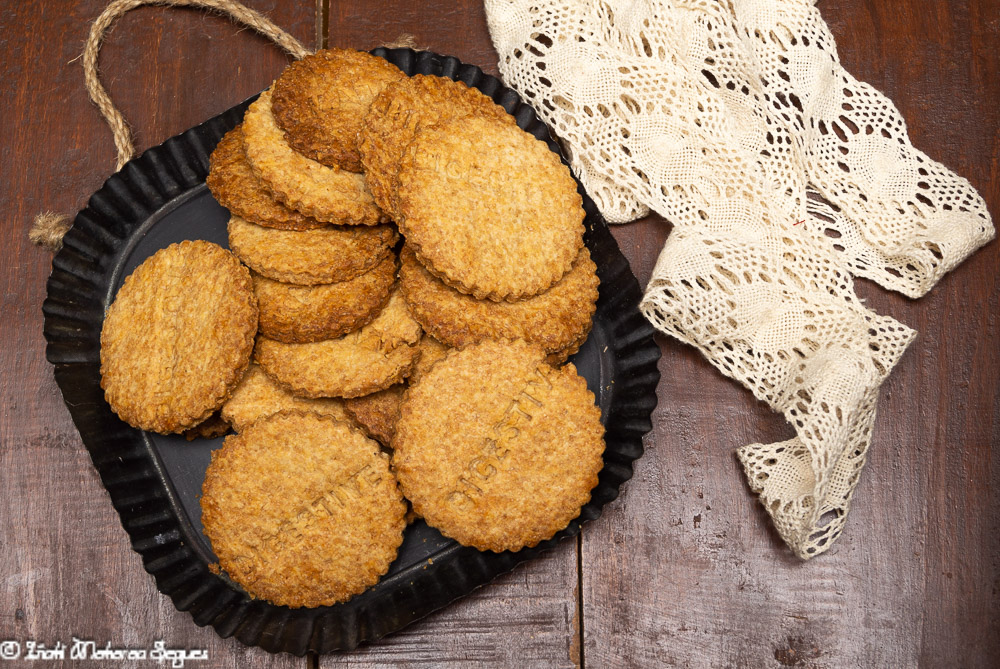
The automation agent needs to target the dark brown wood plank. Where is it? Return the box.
[0,1,316,666]
[320,4,580,666]
[5,0,997,666]
[584,0,999,666]
[324,542,580,668]
[326,1,501,77]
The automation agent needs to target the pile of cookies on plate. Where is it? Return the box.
[99,48,605,608]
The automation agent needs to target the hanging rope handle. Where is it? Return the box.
[29,0,313,251]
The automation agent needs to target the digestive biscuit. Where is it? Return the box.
[100,241,257,434]
[272,48,405,171]
[201,411,406,607]
[242,89,385,225]
[397,115,584,301]
[252,252,396,343]
[392,340,604,552]
[400,245,596,355]
[206,126,328,231]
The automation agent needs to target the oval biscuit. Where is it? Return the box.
[100,240,257,434]
[399,245,597,355]
[206,126,329,231]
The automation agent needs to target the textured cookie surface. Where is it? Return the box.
[100,240,257,434]
[221,364,349,433]
[409,335,451,383]
[397,115,585,301]
[400,245,597,355]
[392,340,604,552]
[201,411,406,607]
[343,385,405,447]
[272,49,405,171]
[183,412,231,441]
[252,253,396,343]
[227,214,396,285]
[243,89,385,225]
[206,126,328,231]
[255,290,423,398]
[344,336,451,445]
[359,74,515,218]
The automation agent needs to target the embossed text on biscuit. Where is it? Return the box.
[447,366,554,510]
[232,462,384,580]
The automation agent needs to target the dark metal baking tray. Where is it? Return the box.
[42,48,661,655]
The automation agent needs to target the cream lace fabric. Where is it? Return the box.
[485,0,993,558]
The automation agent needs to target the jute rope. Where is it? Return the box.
[29,0,313,252]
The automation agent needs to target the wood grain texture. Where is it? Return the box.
[325,1,501,77]
[3,0,997,667]
[323,541,579,668]
[585,0,1000,667]
[0,1,315,667]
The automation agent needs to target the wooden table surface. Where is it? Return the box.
[2,1,997,667]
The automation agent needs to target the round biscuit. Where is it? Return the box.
[206,126,328,231]
[392,339,605,552]
[221,364,349,433]
[399,245,597,355]
[100,240,257,434]
[271,49,405,171]
[358,74,515,219]
[252,253,397,343]
[397,115,585,301]
[242,88,386,225]
[201,411,406,608]
[227,214,397,285]
[254,290,423,398]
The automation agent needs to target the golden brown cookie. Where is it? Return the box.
[183,412,232,441]
[206,126,328,231]
[397,115,585,301]
[201,411,406,607]
[255,290,422,399]
[271,49,406,171]
[252,253,397,343]
[358,74,515,218]
[227,214,396,285]
[400,245,597,355]
[343,336,452,445]
[546,331,588,366]
[411,334,451,383]
[221,364,349,433]
[100,240,257,434]
[392,339,604,552]
[343,385,405,447]
[242,88,386,225]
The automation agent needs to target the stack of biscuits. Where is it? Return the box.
[99,48,605,609]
